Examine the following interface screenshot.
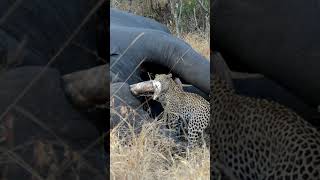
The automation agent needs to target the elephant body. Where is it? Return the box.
[213,0,320,107]
[0,1,107,179]
[110,8,210,92]
[109,8,210,128]
[0,0,105,74]
[110,8,320,129]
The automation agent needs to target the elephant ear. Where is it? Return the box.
[211,52,234,89]
[174,77,183,90]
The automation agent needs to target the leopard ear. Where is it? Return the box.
[167,73,172,78]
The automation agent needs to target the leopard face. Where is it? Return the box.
[153,74,173,100]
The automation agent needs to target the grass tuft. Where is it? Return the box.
[110,115,209,180]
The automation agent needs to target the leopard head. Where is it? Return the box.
[152,73,173,100]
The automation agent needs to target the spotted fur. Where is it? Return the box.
[153,74,210,148]
[210,73,320,180]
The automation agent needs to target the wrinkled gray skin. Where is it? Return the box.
[110,9,210,91]
[63,9,319,130]
[213,0,320,107]
[0,1,107,178]
[62,9,211,128]
[108,9,210,128]
[63,64,108,107]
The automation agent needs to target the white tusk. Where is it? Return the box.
[130,80,156,95]
[152,80,162,100]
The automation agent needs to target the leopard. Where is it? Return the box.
[152,73,210,149]
[210,71,320,180]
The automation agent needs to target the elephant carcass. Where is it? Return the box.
[108,9,212,127]
[213,0,320,107]
[110,9,210,94]
[0,0,105,74]
[61,64,151,130]
[0,67,104,179]
[0,2,107,178]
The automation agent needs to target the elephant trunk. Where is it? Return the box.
[63,64,108,108]
[111,26,210,94]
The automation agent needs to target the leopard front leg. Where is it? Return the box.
[187,130,200,149]
[167,113,182,137]
[187,117,206,149]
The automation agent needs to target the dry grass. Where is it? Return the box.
[182,33,210,60]
[110,118,210,180]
